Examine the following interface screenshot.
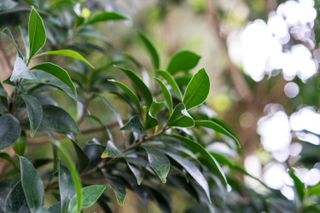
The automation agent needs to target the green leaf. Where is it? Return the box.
[144,147,170,183]
[118,68,153,107]
[13,131,26,156]
[19,156,45,212]
[121,115,145,138]
[165,152,211,203]
[36,49,94,68]
[127,162,144,185]
[32,63,77,95]
[101,140,124,159]
[149,100,165,118]
[53,140,82,213]
[157,70,183,99]
[86,11,128,25]
[195,119,240,149]
[22,94,43,137]
[69,138,90,172]
[110,80,142,112]
[308,184,320,197]
[41,105,79,135]
[155,78,173,114]
[167,103,194,128]
[0,151,18,170]
[59,164,74,213]
[183,68,210,110]
[0,114,21,149]
[172,135,229,189]
[28,7,46,62]
[167,51,200,74]
[289,169,305,202]
[108,178,126,205]
[68,185,106,212]
[4,181,28,213]
[139,32,160,69]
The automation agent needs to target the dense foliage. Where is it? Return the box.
[0,1,319,213]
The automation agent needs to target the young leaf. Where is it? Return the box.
[28,7,46,61]
[101,140,124,159]
[22,94,43,137]
[308,184,320,197]
[118,68,153,107]
[19,156,45,212]
[155,78,173,114]
[144,147,170,183]
[149,100,165,118]
[139,32,160,69]
[0,114,21,149]
[13,131,26,156]
[289,169,305,202]
[86,11,128,25]
[10,56,35,82]
[41,105,79,135]
[173,135,229,189]
[157,70,183,99]
[195,119,240,149]
[165,152,211,203]
[183,68,210,110]
[167,50,200,74]
[167,103,194,128]
[36,49,94,68]
[32,63,77,95]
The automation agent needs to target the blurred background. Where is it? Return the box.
[1,0,319,212]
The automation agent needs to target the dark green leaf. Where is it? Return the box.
[165,152,210,202]
[172,135,229,189]
[99,96,124,127]
[121,115,145,139]
[83,144,105,168]
[48,203,60,213]
[144,147,170,183]
[107,177,126,205]
[183,68,210,109]
[41,105,79,135]
[101,140,124,159]
[59,164,74,213]
[19,156,45,212]
[139,32,160,69]
[155,78,173,114]
[127,162,144,185]
[69,138,89,172]
[118,68,152,107]
[289,169,305,202]
[86,11,127,25]
[145,113,158,129]
[22,95,43,137]
[157,70,182,99]
[32,63,77,95]
[28,7,46,61]
[195,119,240,149]
[167,51,200,74]
[0,82,7,97]
[167,103,194,128]
[0,114,21,149]
[4,182,28,213]
[36,49,94,68]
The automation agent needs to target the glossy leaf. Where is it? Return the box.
[59,164,74,213]
[32,63,77,95]
[118,68,152,106]
[127,162,144,185]
[183,68,210,110]
[5,182,28,213]
[167,51,200,74]
[144,147,170,183]
[166,152,210,202]
[108,178,126,205]
[157,70,182,99]
[195,119,240,149]
[149,100,165,118]
[69,138,89,172]
[19,156,45,212]
[121,115,145,139]
[28,7,46,61]
[41,105,79,135]
[86,11,127,25]
[155,78,173,114]
[36,49,94,68]
[0,114,21,149]
[22,94,43,137]
[139,32,160,69]
[167,103,194,128]
[101,140,124,158]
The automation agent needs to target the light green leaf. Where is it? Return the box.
[173,135,229,189]
[167,50,200,74]
[13,132,26,156]
[167,103,194,128]
[183,68,210,110]
[32,63,77,95]
[149,100,165,118]
[86,11,128,25]
[308,184,320,197]
[118,68,153,107]
[36,49,94,68]
[28,7,46,62]
[144,147,170,183]
[22,94,43,137]
[19,156,45,212]
[195,119,240,149]
[157,70,182,99]
[155,78,173,114]
[0,114,21,149]
[139,32,160,69]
